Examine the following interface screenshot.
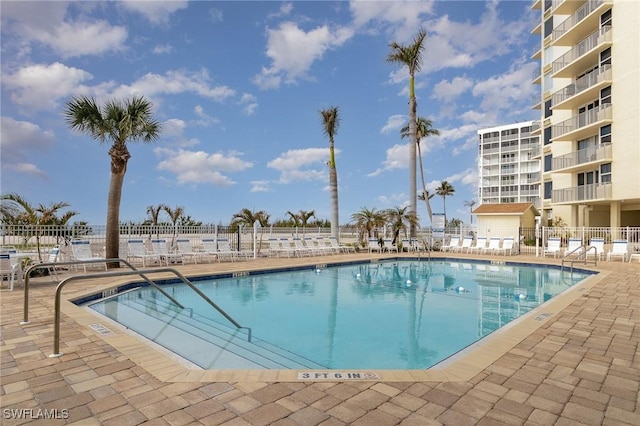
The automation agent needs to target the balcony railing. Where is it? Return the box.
[552,143,612,171]
[552,64,611,107]
[551,103,612,139]
[552,0,605,41]
[552,182,612,203]
[552,26,611,75]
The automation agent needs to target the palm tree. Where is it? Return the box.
[401,116,439,225]
[435,181,456,223]
[387,28,427,238]
[163,204,185,246]
[464,200,476,224]
[349,207,386,245]
[319,106,340,240]
[286,210,301,227]
[231,208,270,229]
[64,95,161,268]
[383,205,420,245]
[1,193,77,260]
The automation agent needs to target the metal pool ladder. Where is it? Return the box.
[24,262,252,358]
[561,245,598,272]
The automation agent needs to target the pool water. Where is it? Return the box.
[88,260,592,370]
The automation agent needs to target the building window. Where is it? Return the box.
[544,154,552,172]
[544,17,553,38]
[544,126,552,145]
[600,163,612,183]
[600,124,612,144]
[601,9,612,27]
[544,99,552,118]
[601,86,611,105]
[600,47,611,66]
[544,181,552,199]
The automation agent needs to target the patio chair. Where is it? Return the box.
[467,237,487,254]
[127,239,160,267]
[314,237,337,255]
[586,238,605,260]
[151,239,183,265]
[44,246,60,281]
[280,238,299,257]
[328,236,355,253]
[543,237,562,258]
[71,240,107,272]
[481,237,502,255]
[441,237,460,252]
[175,238,205,264]
[456,237,473,253]
[494,237,515,256]
[291,237,312,257]
[0,253,22,291]
[606,240,628,262]
[216,238,241,262]
[200,238,220,262]
[368,238,381,253]
[565,238,584,257]
[382,239,399,253]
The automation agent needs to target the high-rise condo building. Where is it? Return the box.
[477,122,541,207]
[531,0,639,227]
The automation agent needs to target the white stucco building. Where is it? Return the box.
[531,0,640,227]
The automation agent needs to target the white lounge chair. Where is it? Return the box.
[494,237,515,256]
[291,237,312,257]
[456,237,473,253]
[0,253,22,291]
[468,237,487,254]
[481,237,502,255]
[315,237,337,254]
[382,239,399,253]
[151,239,183,265]
[607,240,628,262]
[216,238,241,262]
[565,238,584,257]
[441,237,460,252]
[127,239,160,267]
[543,237,562,258]
[175,238,205,264]
[200,238,220,261]
[586,238,605,260]
[368,238,381,253]
[328,236,355,253]
[71,240,107,271]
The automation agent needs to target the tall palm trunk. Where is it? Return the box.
[417,140,433,224]
[106,144,130,268]
[408,85,417,238]
[329,141,339,240]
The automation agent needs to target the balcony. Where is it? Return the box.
[532,66,542,84]
[551,103,612,141]
[551,0,586,15]
[530,121,542,136]
[551,64,611,110]
[532,94,542,109]
[551,26,612,78]
[552,182,612,204]
[552,0,611,46]
[552,143,612,173]
[531,0,541,10]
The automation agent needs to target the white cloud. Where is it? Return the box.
[349,0,435,41]
[368,143,408,176]
[119,1,189,25]
[254,22,354,89]
[432,76,474,101]
[268,3,294,19]
[250,180,271,192]
[155,148,253,186]
[472,62,538,115]
[238,93,258,116]
[193,105,220,127]
[152,44,173,54]
[380,114,406,134]
[0,116,55,178]
[267,148,330,183]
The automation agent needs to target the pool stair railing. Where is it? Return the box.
[561,244,597,272]
[93,292,327,369]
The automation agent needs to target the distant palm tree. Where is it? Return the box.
[163,205,185,246]
[464,200,476,224]
[435,181,456,223]
[64,95,161,268]
[146,204,163,226]
[231,208,270,229]
[401,116,439,225]
[349,207,386,245]
[319,106,340,240]
[286,210,301,227]
[387,28,427,238]
[384,205,420,245]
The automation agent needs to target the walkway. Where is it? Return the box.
[1,252,639,425]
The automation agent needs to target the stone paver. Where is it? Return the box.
[1,253,638,425]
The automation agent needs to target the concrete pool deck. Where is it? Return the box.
[1,252,639,425]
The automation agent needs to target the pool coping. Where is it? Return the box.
[56,256,607,383]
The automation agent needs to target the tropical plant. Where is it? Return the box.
[387,28,427,238]
[231,208,270,229]
[0,193,78,260]
[383,205,420,245]
[349,207,386,245]
[319,106,340,240]
[463,200,476,224]
[435,181,455,222]
[163,204,185,246]
[401,116,439,225]
[286,210,301,227]
[64,95,161,268]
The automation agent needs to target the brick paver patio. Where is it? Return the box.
[1,252,638,425]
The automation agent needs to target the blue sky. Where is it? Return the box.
[1,0,539,226]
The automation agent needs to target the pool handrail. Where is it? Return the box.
[20,258,183,324]
[561,245,597,272]
[49,267,252,357]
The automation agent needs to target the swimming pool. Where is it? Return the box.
[86,260,593,370]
